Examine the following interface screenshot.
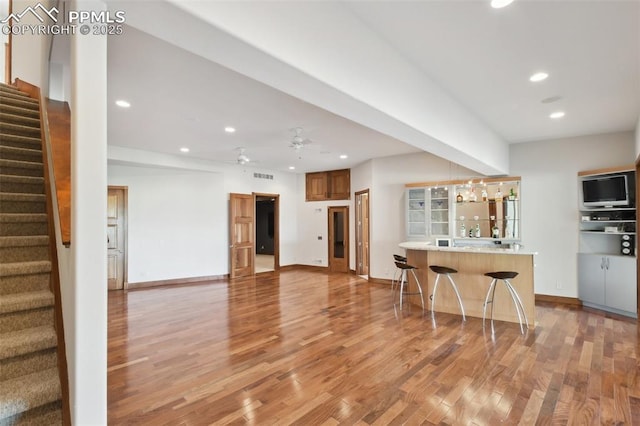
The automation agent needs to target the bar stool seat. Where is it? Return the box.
[391,254,407,292]
[483,271,529,335]
[394,261,425,312]
[429,265,466,321]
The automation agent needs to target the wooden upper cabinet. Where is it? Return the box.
[306,172,328,201]
[305,169,350,201]
[328,169,350,200]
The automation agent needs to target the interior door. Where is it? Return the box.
[229,193,255,278]
[107,187,126,290]
[328,206,349,273]
[356,190,370,276]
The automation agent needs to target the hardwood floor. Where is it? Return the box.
[108,269,640,424]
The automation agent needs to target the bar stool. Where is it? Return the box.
[391,254,407,292]
[394,262,425,312]
[429,266,466,321]
[483,271,529,335]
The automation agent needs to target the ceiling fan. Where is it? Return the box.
[289,127,312,151]
[234,147,254,165]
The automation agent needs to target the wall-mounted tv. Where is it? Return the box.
[581,174,630,208]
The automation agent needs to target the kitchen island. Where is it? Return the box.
[399,242,536,327]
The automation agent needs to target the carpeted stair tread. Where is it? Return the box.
[0,291,54,315]
[0,367,61,420]
[0,193,45,203]
[0,103,40,120]
[0,159,43,169]
[0,236,48,248]
[0,133,42,149]
[0,113,40,128]
[0,123,41,139]
[0,83,31,98]
[0,175,45,195]
[0,159,44,178]
[0,261,51,277]
[0,93,39,109]
[0,213,48,237]
[0,145,43,162]
[0,213,47,224]
[0,326,57,360]
[1,400,62,425]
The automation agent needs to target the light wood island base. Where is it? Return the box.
[401,244,535,327]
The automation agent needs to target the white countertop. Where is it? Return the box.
[399,241,536,256]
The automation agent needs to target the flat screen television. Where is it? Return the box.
[581,174,630,208]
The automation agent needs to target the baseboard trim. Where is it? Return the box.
[535,294,582,306]
[126,275,228,290]
[368,277,392,286]
[279,264,328,272]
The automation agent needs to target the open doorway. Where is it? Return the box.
[255,194,279,273]
[328,206,349,273]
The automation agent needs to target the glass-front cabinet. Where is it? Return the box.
[406,188,427,239]
[405,178,521,242]
[405,186,452,240]
[430,187,450,236]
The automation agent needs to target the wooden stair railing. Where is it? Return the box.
[13,78,71,426]
[44,99,71,247]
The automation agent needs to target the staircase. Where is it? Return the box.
[0,83,63,424]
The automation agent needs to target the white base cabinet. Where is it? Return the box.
[578,253,637,317]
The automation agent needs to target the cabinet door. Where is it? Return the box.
[578,253,605,305]
[605,256,637,314]
[406,188,427,238]
[329,169,350,200]
[306,172,327,201]
[429,187,449,236]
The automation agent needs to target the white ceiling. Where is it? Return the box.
[102,0,639,174]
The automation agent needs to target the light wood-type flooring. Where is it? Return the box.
[108,268,640,424]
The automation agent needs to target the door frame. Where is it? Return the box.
[355,189,370,277]
[328,205,349,273]
[253,192,280,271]
[107,186,128,290]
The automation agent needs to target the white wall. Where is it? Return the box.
[107,146,299,277]
[69,1,108,422]
[108,166,225,283]
[510,131,635,298]
[10,0,52,91]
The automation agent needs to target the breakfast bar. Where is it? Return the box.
[399,242,536,327]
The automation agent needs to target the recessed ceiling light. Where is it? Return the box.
[339,154,348,159]
[491,0,515,9]
[529,72,549,82]
[549,111,565,119]
[115,100,130,108]
[289,166,295,170]
[180,147,190,153]
[224,127,236,133]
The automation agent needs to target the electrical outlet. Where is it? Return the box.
[556,280,563,289]
[317,236,322,240]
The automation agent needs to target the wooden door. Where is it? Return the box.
[107,187,126,290]
[356,190,370,276]
[229,193,255,278]
[328,206,349,273]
